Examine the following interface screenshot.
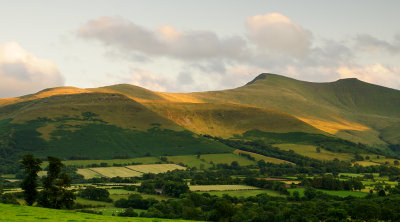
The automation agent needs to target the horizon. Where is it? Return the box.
[2,72,398,99]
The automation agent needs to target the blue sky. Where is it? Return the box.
[1,0,400,97]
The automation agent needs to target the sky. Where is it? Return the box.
[1,0,400,98]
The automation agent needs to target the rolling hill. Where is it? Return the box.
[0,73,399,168]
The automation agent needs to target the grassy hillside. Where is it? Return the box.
[0,203,190,222]
[0,73,399,169]
[190,74,400,146]
[144,102,321,138]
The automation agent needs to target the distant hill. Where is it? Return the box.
[0,73,399,164]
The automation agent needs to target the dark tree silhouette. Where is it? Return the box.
[20,154,42,206]
[38,156,75,209]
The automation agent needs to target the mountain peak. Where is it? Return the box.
[245,73,294,86]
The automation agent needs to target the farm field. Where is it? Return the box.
[354,161,380,166]
[200,153,256,166]
[288,188,368,198]
[189,184,259,192]
[77,169,103,179]
[165,155,213,169]
[199,189,284,197]
[233,149,293,164]
[126,164,186,174]
[275,143,353,161]
[89,167,143,178]
[0,203,191,222]
[42,156,162,168]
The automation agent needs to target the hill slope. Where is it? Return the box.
[0,73,399,166]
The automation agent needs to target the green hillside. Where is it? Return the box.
[0,73,399,173]
[191,74,400,146]
[0,203,190,222]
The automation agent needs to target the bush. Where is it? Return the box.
[78,186,112,202]
[0,193,19,205]
[118,207,138,217]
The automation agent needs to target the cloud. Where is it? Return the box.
[77,16,248,61]
[0,42,64,98]
[127,69,172,92]
[76,14,400,91]
[246,13,312,56]
[355,34,400,55]
[337,63,400,89]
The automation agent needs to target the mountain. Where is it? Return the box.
[0,73,399,164]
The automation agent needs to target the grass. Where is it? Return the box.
[189,185,259,192]
[42,156,162,168]
[125,164,186,174]
[76,164,186,178]
[0,203,191,221]
[88,167,143,178]
[354,161,380,166]
[287,188,368,198]
[200,153,256,166]
[164,155,212,169]
[199,189,284,197]
[233,149,292,164]
[77,169,103,179]
[275,143,353,161]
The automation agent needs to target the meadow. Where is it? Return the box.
[233,149,292,164]
[76,164,185,179]
[287,188,369,198]
[126,164,186,174]
[0,203,190,222]
[199,189,284,198]
[189,184,259,192]
[274,143,353,161]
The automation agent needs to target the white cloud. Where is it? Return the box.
[0,42,64,98]
[127,69,172,92]
[337,63,400,89]
[77,16,248,61]
[355,34,400,55]
[76,14,400,91]
[246,13,312,56]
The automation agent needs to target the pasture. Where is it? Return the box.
[200,189,284,198]
[0,203,191,222]
[287,188,368,198]
[275,143,353,161]
[125,164,186,174]
[42,156,162,168]
[189,184,259,192]
[77,169,102,179]
[88,167,143,178]
[233,149,292,164]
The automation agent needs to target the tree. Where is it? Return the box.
[118,207,138,217]
[79,186,112,202]
[38,156,75,209]
[20,154,42,206]
[316,147,321,153]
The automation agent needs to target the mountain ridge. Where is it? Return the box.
[0,73,399,162]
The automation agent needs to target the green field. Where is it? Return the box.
[126,164,186,174]
[233,149,292,164]
[88,167,143,178]
[165,155,213,169]
[275,143,353,161]
[0,203,191,222]
[189,185,259,192]
[77,169,103,179]
[200,153,256,166]
[43,156,162,168]
[199,189,284,198]
[288,188,368,198]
